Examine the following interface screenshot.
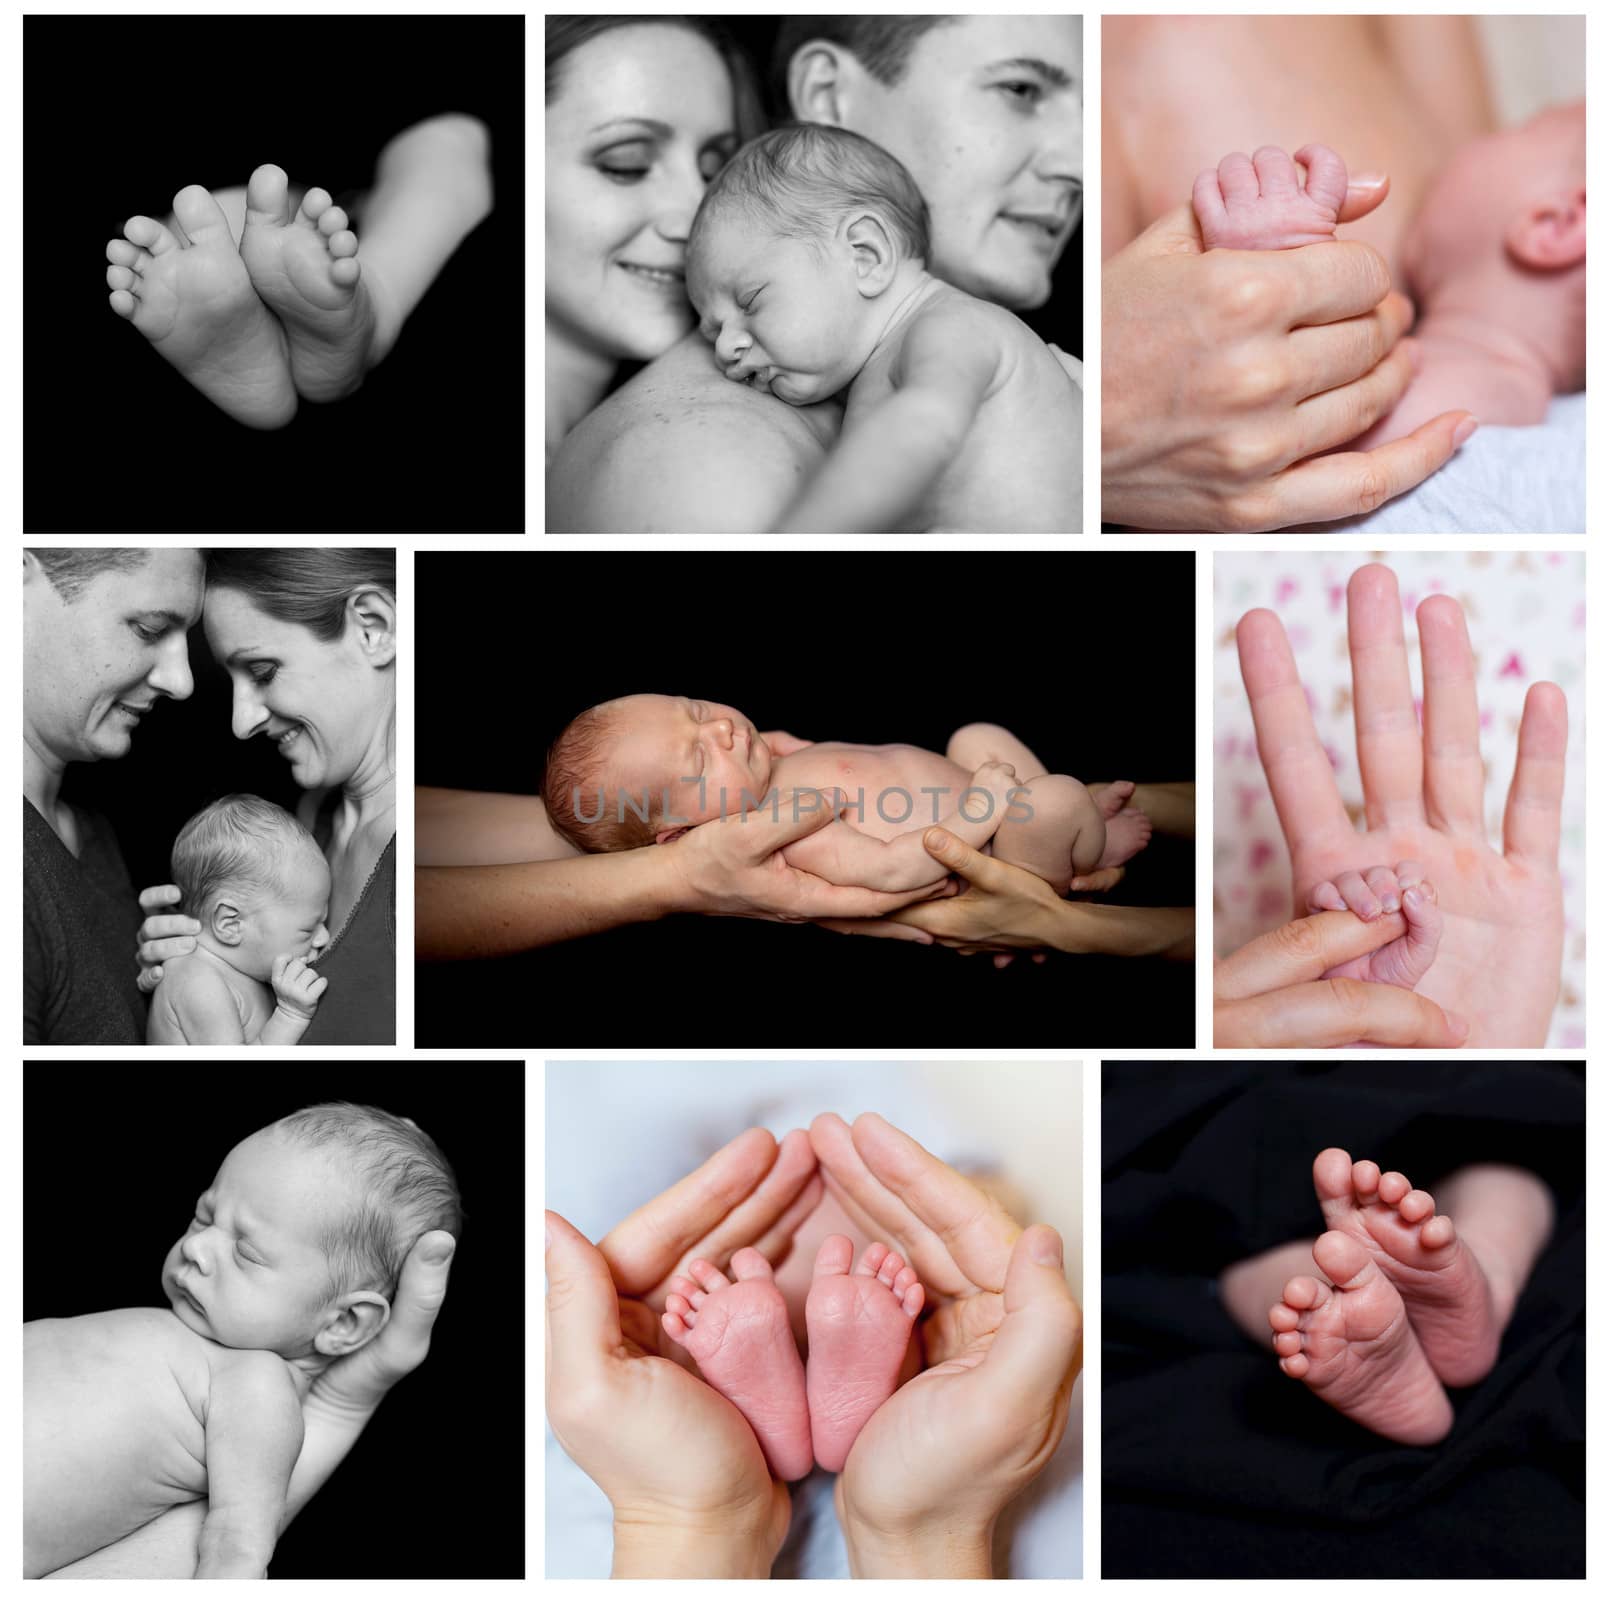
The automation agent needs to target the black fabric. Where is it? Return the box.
[1102,1063,1584,1578]
[23,800,146,1045]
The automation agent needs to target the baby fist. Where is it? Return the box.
[271,952,328,1019]
[1193,143,1347,251]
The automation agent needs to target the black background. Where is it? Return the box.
[23,1066,524,1579]
[1101,1061,1585,1579]
[25,15,525,534]
[416,551,1195,1048]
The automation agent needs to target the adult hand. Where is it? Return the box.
[1238,563,1567,1045]
[1102,195,1472,531]
[809,1114,1080,1578]
[1214,905,1467,1047]
[545,1128,824,1576]
[134,883,199,992]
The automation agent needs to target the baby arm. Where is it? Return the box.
[253,956,328,1046]
[1193,143,1347,250]
[774,309,999,536]
[196,1353,304,1579]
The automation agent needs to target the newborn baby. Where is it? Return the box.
[686,125,1079,535]
[541,696,1152,894]
[24,1102,462,1578]
[147,794,330,1046]
[1192,104,1585,447]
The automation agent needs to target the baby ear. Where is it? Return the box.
[313,1291,391,1357]
[1507,188,1586,269]
[844,212,897,297]
[211,899,243,947]
[654,824,691,846]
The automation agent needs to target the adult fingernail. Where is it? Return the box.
[925,828,950,851]
[1452,416,1479,450]
[1349,170,1386,188]
[1445,1011,1470,1043]
[426,1238,456,1265]
[1030,1226,1064,1267]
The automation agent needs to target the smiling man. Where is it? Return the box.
[546,14,1083,535]
[24,547,205,1043]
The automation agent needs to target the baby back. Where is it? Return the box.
[773,743,977,841]
[25,1307,212,1576]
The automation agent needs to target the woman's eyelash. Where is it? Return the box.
[131,622,162,643]
[998,80,1043,104]
[599,164,649,184]
[248,664,277,685]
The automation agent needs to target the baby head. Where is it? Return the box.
[542,693,771,852]
[163,1102,463,1360]
[1403,101,1585,391]
[172,794,330,981]
[686,123,930,403]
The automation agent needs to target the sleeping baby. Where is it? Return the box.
[147,794,330,1046]
[540,694,1151,892]
[24,1102,461,1578]
[685,124,1079,535]
[1192,103,1585,447]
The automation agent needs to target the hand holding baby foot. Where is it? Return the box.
[1193,143,1348,250]
[1306,860,1441,990]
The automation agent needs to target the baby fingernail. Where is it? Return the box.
[1030,1227,1063,1267]
[1452,416,1479,449]
[1381,894,1400,912]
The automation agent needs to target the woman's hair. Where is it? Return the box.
[689,124,929,262]
[203,549,395,643]
[771,16,954,108]
[540,703,656,854]
[28,548,153,601]
[275,1102,463,1305]
[545,15,766,146]
[171,794,321,919]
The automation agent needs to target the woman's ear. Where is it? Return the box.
[788,40,855,126]
[344,586,398,667]
[1507,188,1586,270]
[844,212,898,296]
[313,1291,392,1357]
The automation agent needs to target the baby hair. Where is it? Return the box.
[274,1102,463,1304]
[171,794,322,920]
[690,124,930,265]
[541,702,656,853]
[29,548,154,601]
[203,548,395,643]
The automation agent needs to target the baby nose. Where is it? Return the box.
[714,326,750,369]
[181,1233,209,1272]
[311,923,330,950]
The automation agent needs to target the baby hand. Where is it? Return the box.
[1306,860,1441,990]
[965,760,1020,823]
[1193,143,1347,251]
[271,952,328,1020]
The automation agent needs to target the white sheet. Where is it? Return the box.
[544,1061,1083,1578]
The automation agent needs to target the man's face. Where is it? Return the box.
[163,1129,353,1355]
[24,550,204,770]
[689,214,863,404]
[831,16,1082,308]
[605,693,771,831]
[230,845,331,981]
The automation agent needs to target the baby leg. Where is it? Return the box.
[946,721,1047,781]
[992,773,1105,892]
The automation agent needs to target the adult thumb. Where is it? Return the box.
[545,1209,623,1385]
[979,1226,1083,1412]
[1136,199,1206,259]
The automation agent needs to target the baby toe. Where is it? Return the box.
[1280,1353,1310,1379]
[876,1251,905,1286]
[106,238,141,267]
[316,205,348,238]
[106,264,135,291]
[1273,1330,1302,1357]
[1398,1188,1435,1223]
[1351,1159,1382,1196]
[108,288,137,318]
[901,1281,925,1317]
[1364,865,1402,913]
[1420,1214,1455,1249]
[729,1246,774,1282]
[329,256,362,288]
[1282,1275,1322,1312]
[299,186,333,223]
[857,1242,889,1277]
[124,215,176,256]
[891,1265,918,1297]
[327,229,359,258]
[687,1258,731,1293]
[1378,1170,1411,1205]
[1267,1301,1301,1334]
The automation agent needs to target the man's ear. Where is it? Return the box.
[211,899,243,947]
[1507,188,1586,269]
[788,40,866,127]
[313,1291,391,1357]
[844,212,898,297]
[344,587,397,668]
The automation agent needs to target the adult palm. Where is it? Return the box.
[1237,564,1567,1047]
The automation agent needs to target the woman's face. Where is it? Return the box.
[546,24,740,362]
[836,16,1083,309]
[204,587,393,793]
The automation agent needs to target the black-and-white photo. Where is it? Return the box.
[23,548,397,1046]
[545,15,1084,534]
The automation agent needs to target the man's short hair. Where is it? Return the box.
[28,548,151,601]
[689,124,930,265]
[170,794,321,921]
[772,16,954,107]
[274,1102,463,1304]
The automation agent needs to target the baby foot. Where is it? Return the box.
[1269,1229,1453,1446]
[238,164,377,403]
[1307,861,1442,989]
[105,186,298,430]
[1096,784,1153,870]
[1311,1148,1500,1387]
[662,1247,813,1480]
[805,1235,924,1472]
[1193,143,1346,250]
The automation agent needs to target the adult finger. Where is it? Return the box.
[1287,290,1412,402]
[1293,337,1417,456]
[383,1228,456,1380]
[1333,170,1389,224]
[1069,865,1126,894]
[1236,609,1353,855]
[753,786,843,853]
[1214,907,1409,1001]
[975,1226,1082,1418]
[1503,681,1568,866]
[1277,237,1392,327]
[750,1171,825,1267]
[1249,409,1472,530]
[1347,563,1423,829]
[1416,593,1485,835]
[1217,978,1469,1048]
[852,1112,1021,1293]
[693,1129,819,1275]
[139,933,197,967]
[600,1127,777,1294]
[812,917,935,945]
[545,1211,620,1387]
[138,883,184,914]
